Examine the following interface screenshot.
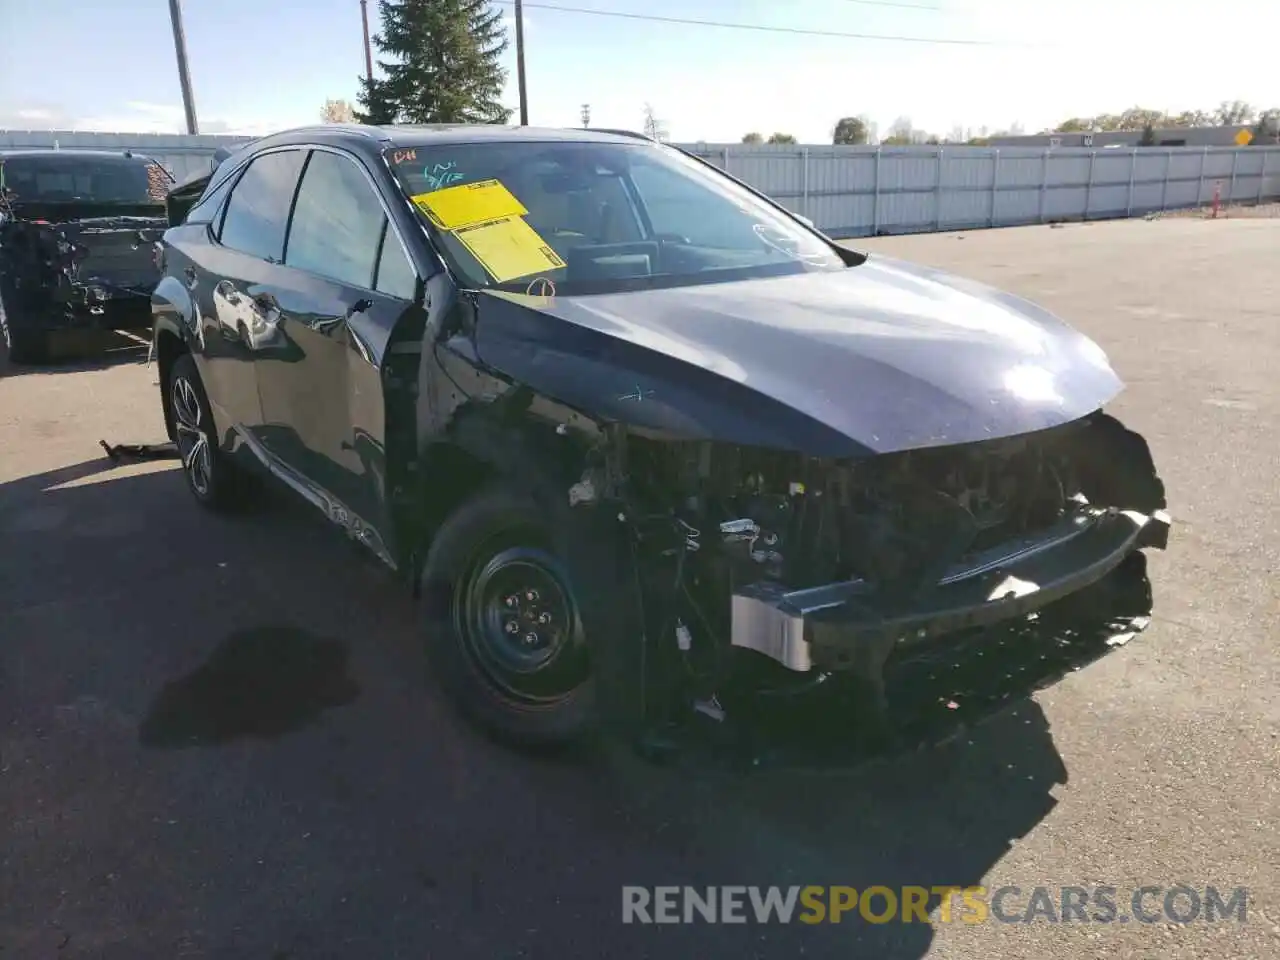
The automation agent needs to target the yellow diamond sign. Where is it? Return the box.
[1235,128,1253,146]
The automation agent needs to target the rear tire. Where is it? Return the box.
[168,353,249,512]
[0,287,48,365]
[419,487,597,747]
[4,327,48,365]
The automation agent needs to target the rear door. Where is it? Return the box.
[192,149,307,437]
[255,147,421,558]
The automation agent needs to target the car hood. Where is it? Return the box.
[471,255,1123,456]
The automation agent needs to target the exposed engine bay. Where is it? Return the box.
[628,427,1077,592]
[564,412,1168,724]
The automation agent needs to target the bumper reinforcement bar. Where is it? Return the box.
[730,507,1172,673]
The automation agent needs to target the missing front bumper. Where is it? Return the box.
[730,507,1171,673]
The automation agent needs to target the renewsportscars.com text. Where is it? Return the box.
[621,885,1249,925]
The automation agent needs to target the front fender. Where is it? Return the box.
[472,291,867,456]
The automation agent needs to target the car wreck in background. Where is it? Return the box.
[151,125,1170,751]
[0,149,171,363]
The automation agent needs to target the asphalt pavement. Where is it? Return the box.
[1,218,1276,959]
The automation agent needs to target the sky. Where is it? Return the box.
[1,0,1277,143]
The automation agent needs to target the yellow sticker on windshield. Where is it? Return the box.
[411,179,528,231]
[455,216,566,283]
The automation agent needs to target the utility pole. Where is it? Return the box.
[167,0,199,134]
[515,0,528,125]
[359,0,374,85]
[581,104,591,129]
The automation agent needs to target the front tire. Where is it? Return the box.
[168,353,245,512]
[419,487,596,747]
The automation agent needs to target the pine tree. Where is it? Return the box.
[356,0,511,125]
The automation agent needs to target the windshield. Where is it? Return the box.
[0,154,170,204]
[384,140,844,295]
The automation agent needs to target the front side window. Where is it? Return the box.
[374,224,418,300]
[384,140,844,295]
[285,151,386,288]
[218,150,307,262]
[0,155,170,204]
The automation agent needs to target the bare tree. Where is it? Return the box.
[1116,108,1165,130]
[642,103,668,141]
[322,98,356,123]
[1171,109,1211,127]
[1213,100,1255,126]
[1254,108,1280,143]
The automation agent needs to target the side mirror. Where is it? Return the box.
[795,214,816,229]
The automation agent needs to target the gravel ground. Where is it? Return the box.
[1,218,1276,959]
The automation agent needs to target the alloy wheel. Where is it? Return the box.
[171,375,212,498]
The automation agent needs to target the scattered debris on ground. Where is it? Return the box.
[1152,201,1280,220]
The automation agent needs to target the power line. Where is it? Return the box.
[491,1,1005,46]
[834,0,942,9]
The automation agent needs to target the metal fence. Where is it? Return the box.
[686,143,1280,237]
[0,129,250,184]
[4,129,1277,238]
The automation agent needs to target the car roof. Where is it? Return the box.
[198,124,666,198]
[232,123,656,159]
[381,125,653,147]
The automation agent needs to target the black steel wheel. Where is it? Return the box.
[420,488,596,746]
[455,542,591,704]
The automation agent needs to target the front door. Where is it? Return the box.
[254,148,421,561]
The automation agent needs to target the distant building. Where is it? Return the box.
[988,124,1256,148]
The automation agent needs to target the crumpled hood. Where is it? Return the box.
[475,255,1123,455]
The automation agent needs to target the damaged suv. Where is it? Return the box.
[1,150,170,363]
[152,125,1169,747]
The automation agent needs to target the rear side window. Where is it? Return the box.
[285,151,386,288]
[0,154,168,204]
[184,173,235,225]
[218,150,306,262]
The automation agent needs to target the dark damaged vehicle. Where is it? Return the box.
[151,125,1170,747]
[0,150,171,363]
